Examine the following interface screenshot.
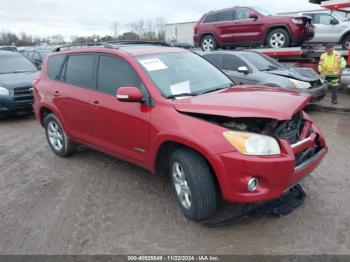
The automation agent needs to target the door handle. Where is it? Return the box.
[93,100,100,107]
[53,90,60,96]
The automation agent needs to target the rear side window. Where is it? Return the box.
[203,54,223,68]
[63,54,96,89]
[217,10,235,22]
[203,13,218,23]
[97,55,142,96]
[48,55,66,80]
[223,54,248,71]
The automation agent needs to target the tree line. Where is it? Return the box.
[0,18,166,46]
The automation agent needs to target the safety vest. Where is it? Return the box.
[319,51,343,75]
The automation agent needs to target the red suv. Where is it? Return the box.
[194,6,315,51]
[33,43,327,221]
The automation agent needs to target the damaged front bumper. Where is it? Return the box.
[301,83,328,103]
[209,122,327,204]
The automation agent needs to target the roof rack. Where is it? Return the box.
[54,42,114,52]
[105,40,171,47]
[54,40,171,52]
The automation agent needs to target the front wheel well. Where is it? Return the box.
[200,33,217,43]
[155,141,222,198]
[340,31,350,43]
[264,26,291,44]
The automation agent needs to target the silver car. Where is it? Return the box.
[300,11,350,49]
[201,50,327,102]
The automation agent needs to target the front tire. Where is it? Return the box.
[44,114,76,157]
[342,35,350,50]
[169,148,217,221]
[200,35,218,51]
[267,29,290,48]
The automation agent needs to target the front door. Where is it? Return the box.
[91,54,151,165]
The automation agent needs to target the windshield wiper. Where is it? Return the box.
[166,93,194,99]
[196,84,234,95]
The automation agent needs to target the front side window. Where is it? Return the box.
[223,55,248,71]
[0,53,37,74]
[97,55,142,96]
[314,13,334,25]
[63,54,96,89]
[236,8,251,20]
[137,52,233,98]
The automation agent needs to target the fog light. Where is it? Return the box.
[247,178,259,192]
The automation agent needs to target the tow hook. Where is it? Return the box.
[205,184,306,228]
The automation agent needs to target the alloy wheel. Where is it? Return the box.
[270,33,286,48]
[47,121,64,151]
[202,38,214,51]
[172,161,192,209]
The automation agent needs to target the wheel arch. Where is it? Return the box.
[340,30,350,44]
[38,105,68,133]
[264,25,292,44]
[152,138,223,197]
[200,32,219,46]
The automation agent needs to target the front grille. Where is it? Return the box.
[13,86,33,104]
[274,112,304,144]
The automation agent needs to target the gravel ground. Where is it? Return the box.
[0,111,349,255]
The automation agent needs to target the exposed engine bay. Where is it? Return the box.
[188,112,305,144]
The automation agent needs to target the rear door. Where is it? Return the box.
[222,54,257,85]
[214,9,236,44]
[230,8,263,43]
[53,54,96,142]
[90,54,151,165]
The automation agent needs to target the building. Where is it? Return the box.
[165,21,197,46]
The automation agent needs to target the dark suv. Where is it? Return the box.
[0,51,38,116]
[194,6,315,51]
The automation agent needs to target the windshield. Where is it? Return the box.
[253,6,273,16]
[241,52,282,71]
[136,52,233,98]
[0,53,37,74]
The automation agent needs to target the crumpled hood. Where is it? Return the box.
[173,86,310,121]
[268,67,319,82]
[0,71,39,89]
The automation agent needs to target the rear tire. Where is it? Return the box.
[169,148,217,221]
[267,29,290,48]
[44,114,76,157]
[200,35,218,51]
[342,35,350,50]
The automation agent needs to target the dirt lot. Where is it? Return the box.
[0,110,349,255]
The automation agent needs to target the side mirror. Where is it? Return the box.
[238,66,249,74]
[116,86,143,102]
[330,19,339,25]
[249,14,259,21]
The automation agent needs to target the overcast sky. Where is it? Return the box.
[0,0,320,39]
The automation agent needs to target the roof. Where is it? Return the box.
[0,50,20,56]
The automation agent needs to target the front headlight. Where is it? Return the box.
[0,86,10,96]
[292,18,304,25]
[223,131,281,156]
[289,78,311,89]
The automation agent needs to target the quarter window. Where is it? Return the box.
[203,13,218,23]
[63,54,96,89]
[47,54,66,80]
[97,55,142,96]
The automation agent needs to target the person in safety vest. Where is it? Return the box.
[318,44,346,104]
